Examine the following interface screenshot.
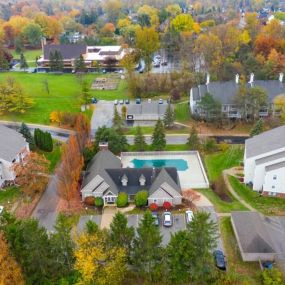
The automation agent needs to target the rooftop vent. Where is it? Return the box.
[121,174,128,186]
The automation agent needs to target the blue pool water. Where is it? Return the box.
[131,158,188,171]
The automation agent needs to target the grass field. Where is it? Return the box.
[127,144,190,152]
[124,126,189,135]
[0,186,21,208]
[0,72,128,124]
[220,217,261,285]
[196,188,248,213]
[205,146,244,182]
[174,102,190,122]
[229,176,285,216]
[10,49,42,61]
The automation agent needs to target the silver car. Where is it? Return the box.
[163,211,172,227]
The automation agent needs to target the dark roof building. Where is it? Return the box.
[231,212,285,262]
[81,150,182,206]
[43,44,87,60]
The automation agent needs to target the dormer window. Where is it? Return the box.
[121,174,128,186]
[139,174,146,186]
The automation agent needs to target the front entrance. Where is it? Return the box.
[104,196,116,204]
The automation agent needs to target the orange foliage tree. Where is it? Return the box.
[74,113,90,152]
[57,135,83,207]
[13,152,50,198]
[0,233,24,285]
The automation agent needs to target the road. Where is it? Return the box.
[32,173,59,232]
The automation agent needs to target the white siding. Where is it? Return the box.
[263,167,285,195]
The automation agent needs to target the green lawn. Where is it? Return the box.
[37,141,62,173]
[229,176,285,216]
[124,126,189,135]
[195,188,248,213]
[220,217,261,285]
[0,72,128,125]
[174,102,190,122]
[10,49,42,61]
[127,144,190,152]
[0,186,21,207]
[205,146,244,182]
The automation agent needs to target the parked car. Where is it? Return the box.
[0,206,3,215]
[152,212,159,226]
[161,61,168,66]
[185,210,194,224]
[136,97,141,104]
[213,250,226,270]
[148,98,152,103]
[91,97,98,104]
[114,99,118,105]
[125,99,130,104]
[163,212,173,227]
[158,98,163,104]
[119,99,124,105]
[153,62,160,68]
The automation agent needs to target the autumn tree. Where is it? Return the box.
[171,14,194,32]
[137,5,159,26]
[0,233,24,285]
[135,26,160,72]
[57,135,83,207]
[104,0,121,23]
[273,95,285,121]
[21,22,42,47]
[75,228,127,285]
[13,152,50,198]
[74,113,90,152]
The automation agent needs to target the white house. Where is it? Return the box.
[244,125,285,197]
[0,125,29,188]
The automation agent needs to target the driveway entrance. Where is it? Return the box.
[100,206,117,229]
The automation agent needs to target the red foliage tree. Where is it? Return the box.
[163,201,172,210]
[149,203,158,211]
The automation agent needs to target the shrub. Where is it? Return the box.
[149,203,158,211]
[94,197,104,207]
[134,190,148,207]
[261,268,283,285]
[202,138,217,153]
[84,196,95,206]
[116,192,128,207]
[219,142,229,152]
[34,128,53,152]
[163,201,172,210]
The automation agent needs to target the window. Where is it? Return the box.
[273,175,277,180]
[272,185,275,189]
[269,192,276,196]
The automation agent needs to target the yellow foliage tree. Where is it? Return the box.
[75,231,127,285]
[50,111,62,125]
[165,4,181,17]
[273,95,285,121]
[171,14,194,32]
[137,5,159,27]
[0,233,24,285]
[117,17,131,29]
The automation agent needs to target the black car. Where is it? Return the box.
[135,97,141,104]
[125,99,130,104]
[213,250,226,270]
[91,98,98,104]
[152,212,159,226]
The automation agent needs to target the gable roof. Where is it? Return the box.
[265,160,285,172]
[255,150,285,165]
[0,125,27,161]
[192,80,285,104]
[43,44,87,60]
[231,212,275,254]
[245,125,285,159]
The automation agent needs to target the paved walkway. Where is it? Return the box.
[223,169,256,212]
[100,206,118,229]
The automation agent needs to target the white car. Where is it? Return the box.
[185,210,194,224]
[114,99,118,105]
[0,206,4,215]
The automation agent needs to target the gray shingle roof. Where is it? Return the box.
[265,161,285,172]
[245,125,285,158]
[43,44,87,60]
[192,80,285,104]
[231,212,275,254]
[255,151,285,165]
[0,126,27,162]
[127,102,168,116]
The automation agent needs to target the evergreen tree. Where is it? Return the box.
[163,103,175,128]
[49,51,56,71]
[151,119,166,150]
[80,80,91,107]
[54,50,64,72]
[109,212,134,261]
[112,106,123,131]
[166,230,192,284]
[134,126,147,151]
[19,53,28,71]
[188,212,218,283]
[132,210,163,282]
[74,55,86,72]
[34,128,53,152]
[18,122,35,150]
[187,126,200,150]
[250,119,264,137]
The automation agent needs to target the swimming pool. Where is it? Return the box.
[131,158,189,171]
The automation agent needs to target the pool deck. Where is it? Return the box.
[121,151,209,189]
